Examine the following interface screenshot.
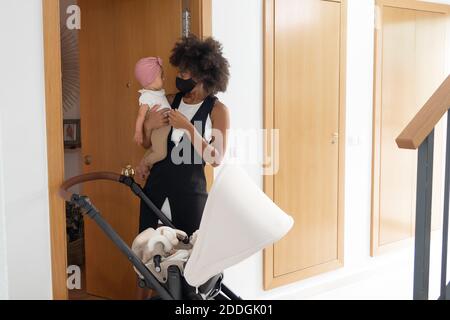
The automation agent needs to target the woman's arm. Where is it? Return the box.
[201,101,230,166]
[169,101,230,167]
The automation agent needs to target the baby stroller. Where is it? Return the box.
[60,165,293,300]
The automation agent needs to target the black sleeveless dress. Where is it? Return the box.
[139,92,217,236]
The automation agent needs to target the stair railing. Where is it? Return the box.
[396,75,450,300]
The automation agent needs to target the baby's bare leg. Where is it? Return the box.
[143,126,171,166]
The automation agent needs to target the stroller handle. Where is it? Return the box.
[60,171,178,231]
[59,172,121,202]
[59,171,242,300]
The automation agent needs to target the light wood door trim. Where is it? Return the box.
[263,0,347,290]
[189,0,212,38]
[371,0,450,256]
[377,0,450,13]
[42,0,68,300]
[43,0,212,300]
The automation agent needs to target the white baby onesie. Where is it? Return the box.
[138,89,171,111]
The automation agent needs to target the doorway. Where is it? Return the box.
[42,0,212,300]
[371,0,450,256]
[263,0,347,289]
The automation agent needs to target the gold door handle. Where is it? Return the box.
[331,133,339,145]
[121,165,136,178]
[84,155,93,165]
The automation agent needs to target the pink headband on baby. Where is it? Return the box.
[135,57,163,88]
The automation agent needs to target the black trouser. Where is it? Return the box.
[139,189,208,236]
[139,163,208,236]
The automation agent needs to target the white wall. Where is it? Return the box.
[342,0,375,270]
[212,0,264,299]
[0,0,53,299]
[0,112,8,299]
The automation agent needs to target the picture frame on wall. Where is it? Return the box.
[63,119,81,149]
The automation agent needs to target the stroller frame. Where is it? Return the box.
[60,172,241,301]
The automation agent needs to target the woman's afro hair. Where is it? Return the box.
[170,36,230,95]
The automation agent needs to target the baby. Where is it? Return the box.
[134,57,171,170]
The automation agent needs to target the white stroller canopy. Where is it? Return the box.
[184,165,294,287]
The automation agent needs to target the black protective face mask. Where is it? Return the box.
[176,77,197,94]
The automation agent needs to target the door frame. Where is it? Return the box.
[42,0,67,301]
[42,0,212,300]
[371,0,450,257]
[262,0,347,290]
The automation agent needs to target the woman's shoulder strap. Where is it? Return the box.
[171,92,185,109]
[190,95,217,124]
[204,95,218,115]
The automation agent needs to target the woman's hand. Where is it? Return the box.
[144,105,170,131]
[168,109,192,131]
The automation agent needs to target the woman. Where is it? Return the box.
[136,36,230,237]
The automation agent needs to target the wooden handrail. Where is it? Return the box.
[397,75,450,150]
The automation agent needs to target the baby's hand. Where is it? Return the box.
[134,130,144,146]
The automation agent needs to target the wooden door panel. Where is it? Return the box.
[273,0,341,277]
[373,4,448,253]
[79,0,182,300]
[379,7,417,245]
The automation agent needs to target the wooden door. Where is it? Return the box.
[79,0,207,300]
[372,1,449,255]
[264,0,346,289]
